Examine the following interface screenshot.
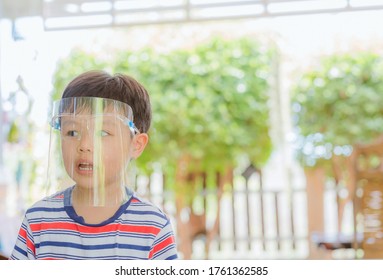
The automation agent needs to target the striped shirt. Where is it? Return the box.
[10,187,178,260]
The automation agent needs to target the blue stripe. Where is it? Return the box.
[165,254,178,260]
[125,210,166,220]
[36,241,151,251]
[17,235,26,244]
[29,218,71,225]
[21,223,29,231]
[26,231,34,243]
[153,231,172,246]
[26,247,35,256]
[27,207,65,214]
[120,220,164,228]
[28,217,164,229]
[153,244,177,259]
[38,252,147,260]
[13,245,28,258]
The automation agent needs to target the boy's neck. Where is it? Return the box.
[71,185,126,224]
[72,184,125,205]
[73,203,121,224]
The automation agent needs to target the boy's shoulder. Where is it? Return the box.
[127,193,170,222]
[26,189,67,214]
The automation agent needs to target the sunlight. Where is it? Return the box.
[1,0,383,260]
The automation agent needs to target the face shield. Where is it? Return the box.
[47,97,139,207]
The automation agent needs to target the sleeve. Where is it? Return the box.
[149,220,178,260]
[10,215,36,260]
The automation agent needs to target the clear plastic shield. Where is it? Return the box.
[47,97,139,207]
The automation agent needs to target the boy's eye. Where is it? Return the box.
[97,130,110,137]
[66,130,79,137]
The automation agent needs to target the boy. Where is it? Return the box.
[11,70,178,260]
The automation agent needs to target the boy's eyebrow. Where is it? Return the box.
[60,117,77,125]
[60,116,125,127]
[99,119,119,127]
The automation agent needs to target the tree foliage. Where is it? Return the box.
[291,52,383,167]
[52,37,276,184]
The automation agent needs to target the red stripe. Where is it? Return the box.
[19,227,35,255]
[149,236,175,259]
[18,227,27,240]
[26,235,35,255]
[30,222,161,235]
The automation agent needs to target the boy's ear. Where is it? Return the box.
[132,133,149,158]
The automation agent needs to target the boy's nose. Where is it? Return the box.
[77,132,93,153]
[78,145,92,153]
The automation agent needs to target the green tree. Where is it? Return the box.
[291,52,383,167]
[291,51,383,238]
[52,37,276,187]
[51,37,276,258]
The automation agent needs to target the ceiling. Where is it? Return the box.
[1,0,383,31]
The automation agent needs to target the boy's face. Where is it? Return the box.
[49,97,149,206]
[60,112,134,191]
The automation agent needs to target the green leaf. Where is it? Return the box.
[292,52,383,167]
[52,37,277,189]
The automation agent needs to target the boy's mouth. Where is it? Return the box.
[78,162,93,171]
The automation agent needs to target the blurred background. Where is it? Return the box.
[1,0,383,260]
